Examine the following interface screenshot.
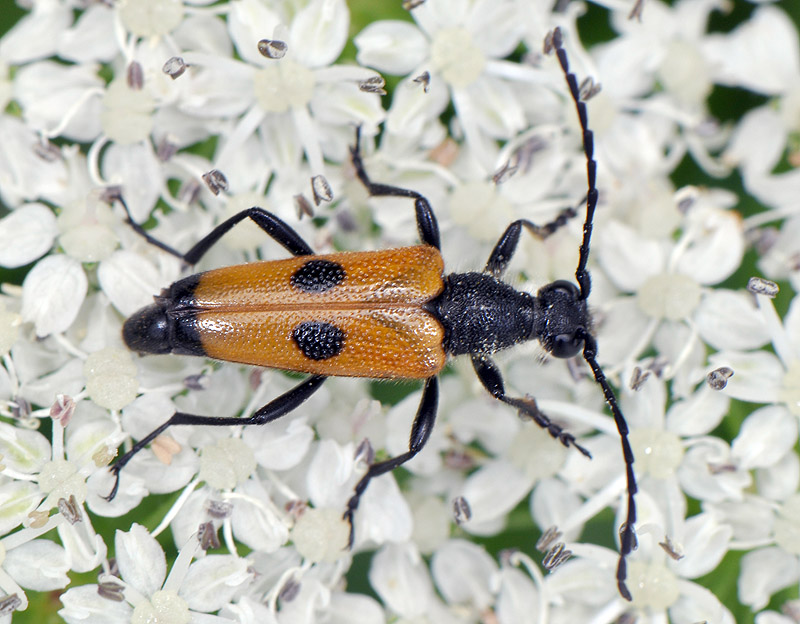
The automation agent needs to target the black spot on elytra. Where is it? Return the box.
[292,321,345,360]
[291,259,345,293]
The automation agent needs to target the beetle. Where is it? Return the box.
[110,28,636,600]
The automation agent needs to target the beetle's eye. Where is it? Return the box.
[539,279,581,300]
[551,332,583,358]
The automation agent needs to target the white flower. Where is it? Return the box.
[21,256,88,339]
[709,292,800,418]
[307,437,413,548]
[0,406,109,611]
[756,214,800,294]
[430,539,497,613]
[590,0,732,178]
[708,6,800,218]
[355,0,530,170]
[104,365,248,512]
[548,503,735,621]
[595,186,745,394]
[703,291,800,609]
[0,204,57,269]
[59,523,252,623]
[180,0,384,182]
[368,542,435,619]
[0,116,69,208]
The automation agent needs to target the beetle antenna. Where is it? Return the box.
[547,28,637,601]
[545,27,597,301]
[579,330,637,601]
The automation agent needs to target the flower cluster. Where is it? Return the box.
[0,0,798,622]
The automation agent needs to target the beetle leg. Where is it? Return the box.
[343,376,439,547]
[106,375,327,500]
[471,354,591,457]
[484,209,581,278]
[116,196,314,264]
[350,127,441,250]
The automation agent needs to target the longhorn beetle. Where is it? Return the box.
[112,28,637,600]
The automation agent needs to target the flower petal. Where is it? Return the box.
[465,0,523,58]
[368,543,433,618]
[227,0,281,65]
[230,479,289,553]
[732,405,798,470]
[756,450,800,501]
[0,481,41,536]
[290,0,349,68]
[59,584,132,624]
[738,547,800,610]
[496,567,540,624]
[695,289,770,351]
[5,539,70,591]
[243,415,313,471]
[0,3,72,64]
[676,209,744,285]
[101,143,161,223]
[21,255,87,337]
[704,5,800,95]
[724,107,785,177]
[0,422,50,474]
[97,250,167,317]
[56,4,117,63]
[115,523,167,596]
[0,203,57,268]
[597,220,664,292]
[358,471,413,545]
[672,513,732,579]
[431,540,497,609]
[666,386,729,437]
[328,592,385,624]
[385,75,450,137]
[355,21,428,75]
[180,555,252,612]
[458,459,533,535]
[461,75,525,139]
[669,580,735,624]
[708,351,783,404]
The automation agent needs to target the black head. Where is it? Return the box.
[534,280,587,358]
[122,302,171,355]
